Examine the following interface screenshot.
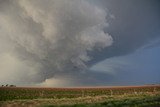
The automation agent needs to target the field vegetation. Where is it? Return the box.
[0,85,160,107]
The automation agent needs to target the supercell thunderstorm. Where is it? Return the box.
[0,0,113,86]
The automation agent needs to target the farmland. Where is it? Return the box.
[0,85,160,107]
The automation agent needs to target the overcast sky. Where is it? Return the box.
[0,0,160,87]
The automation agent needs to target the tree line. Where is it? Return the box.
[1,84,16,87]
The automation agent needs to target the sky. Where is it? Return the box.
[0,0,160,87]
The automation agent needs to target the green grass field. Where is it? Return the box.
[0,85,160,107]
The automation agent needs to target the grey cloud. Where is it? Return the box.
[1,0,160,87]
[88,0,160,65]
[0,0,112,86]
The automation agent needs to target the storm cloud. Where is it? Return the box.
[89,0,160,65]
[0,0,112,86]
[0,0,160,87]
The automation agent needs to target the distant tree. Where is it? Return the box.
[6,84,8,87]
[10,85,16,87]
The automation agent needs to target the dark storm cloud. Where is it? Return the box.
[0,0,160,87]
[89,0,160,65]
[0,0,113,86]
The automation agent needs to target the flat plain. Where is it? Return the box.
[0,85,160,107]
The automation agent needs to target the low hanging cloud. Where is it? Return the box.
[0,0,113,86]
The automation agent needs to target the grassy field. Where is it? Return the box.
[0,85,160,107]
